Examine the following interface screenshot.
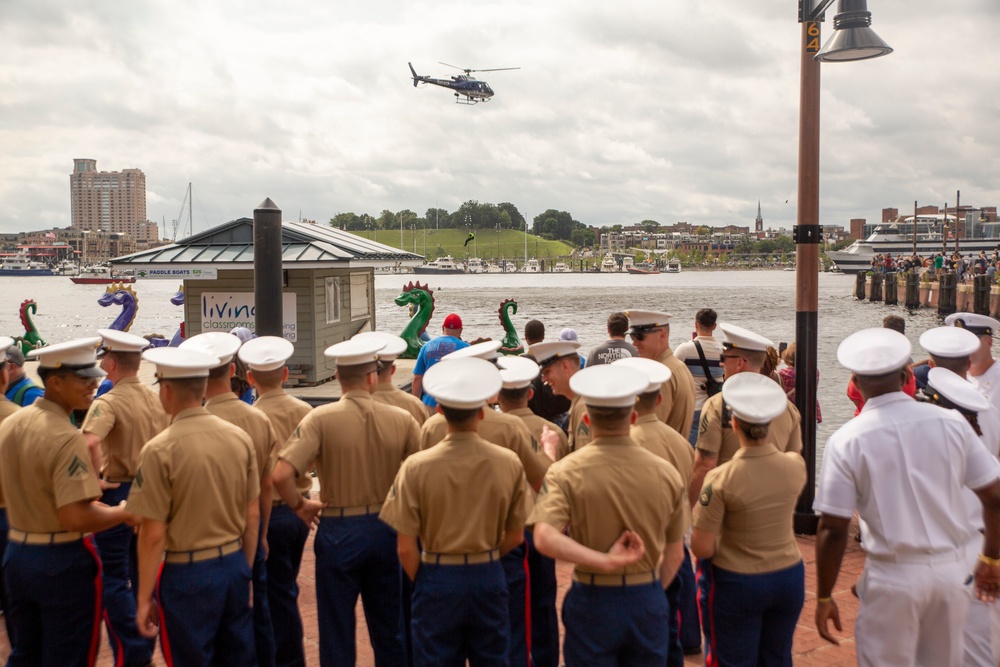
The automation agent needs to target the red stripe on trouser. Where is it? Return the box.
[523,547,532,664]
[156,562,174,667]
[82,536,104,667]
[696,561,719,667]
[103,608,125,667]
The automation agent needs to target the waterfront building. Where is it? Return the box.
[70,159,159,243]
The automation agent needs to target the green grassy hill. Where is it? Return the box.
[346,228,575,260]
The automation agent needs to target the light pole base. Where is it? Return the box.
[794,511,819,536]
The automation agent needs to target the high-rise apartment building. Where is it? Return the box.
[70,159,157,241]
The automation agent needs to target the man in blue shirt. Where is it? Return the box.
[410,313,469,408]
[4,347,43,407]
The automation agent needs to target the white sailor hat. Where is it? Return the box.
[497,355,540,389]
[718,323,774,352]
[527,341,581,369]
[324,337,385,367]
[945,313,1000,337]
[926,367,990,414]
[28,337,106,378]
[143,347,220,381]
[423,357,502,409]
[837,327,912,375]
[238,336,294,372]
[569,365,648,408]
[721,373,787,424]
[351,332,407,361]
[180,332,242,367]
[443,340,502,362]
[625,310,673,333]
[612,357,672,393]
[98,328,150,354]
[0,337,14,363]
[919,326,980,359]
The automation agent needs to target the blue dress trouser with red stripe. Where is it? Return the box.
[501,543,530,667]
[253,530,276,667]
[96,482,156,666]
[411,560,510,667]
[266,503,310,667]
[4,537,103,667]
[562,580,670,666]
[158,551,256,666]
[525,530,559,667]
[314,514,406,667]
[677,545,702,652]
[697,559,804,667]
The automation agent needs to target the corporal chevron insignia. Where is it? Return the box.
[67,455,90,480]
[699,484,713,507]
[135,467,144,489]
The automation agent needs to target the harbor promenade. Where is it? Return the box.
[0,521,866,665]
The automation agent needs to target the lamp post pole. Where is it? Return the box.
[792,12,824,536]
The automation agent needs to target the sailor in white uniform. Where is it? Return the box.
[946,313,1000,413]
[814,327,1000,667]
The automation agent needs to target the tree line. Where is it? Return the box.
[329,201,595,246]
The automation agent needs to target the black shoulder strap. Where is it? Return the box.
[694,340,714,381]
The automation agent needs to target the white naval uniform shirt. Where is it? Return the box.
[962,404,1000,533]
[815,392,1000,558]
[969,360,1000,415]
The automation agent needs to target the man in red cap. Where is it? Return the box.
[411,313,469,410]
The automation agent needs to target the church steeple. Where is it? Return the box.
[755,200,763,233]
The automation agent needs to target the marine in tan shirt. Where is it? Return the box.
[528,340,585,459]
[690,322,802,507]
[83,376,169,482]
[379,356,532,667]
[631,413,695,485]
[128,346,260,660]
[0,337,136,666]
[272,338,418,666]
[254,387,313,497]
[528,363,688,665]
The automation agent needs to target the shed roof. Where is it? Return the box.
[110,218,424,269]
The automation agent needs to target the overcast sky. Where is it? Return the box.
[2,0,998,238]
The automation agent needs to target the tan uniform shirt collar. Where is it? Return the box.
[732,442,780,459]
[342,389,374,402]
[507,407,534,417]
[255,388,285,402]
[375,383,396,392]
[205,393,240,408]
[172,406,210,424]
[34,397,70,420]
[589,435,637,448]
[635,413,659,425]
[655,347,676,365]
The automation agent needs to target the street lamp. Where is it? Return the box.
[794,0,891,535]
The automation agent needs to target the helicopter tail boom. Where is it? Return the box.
[408,62,420,87]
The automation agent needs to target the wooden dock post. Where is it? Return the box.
[938,272,957,317]
[884,272,897,305]
[904,272,920,308]
[974,275,991,315]
[854,272,867,300]
[869,272,883,302]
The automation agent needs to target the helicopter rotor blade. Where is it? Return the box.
[438,62,469,73]
[467,67,520,73]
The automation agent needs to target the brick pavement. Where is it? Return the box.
[0,523,866,666]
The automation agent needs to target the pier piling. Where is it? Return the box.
[854,272,867,300]
[938,272,957,317]
[254,198,284,338]
[974,275,991,315]
[869,272,883,302]
[904,272,920,308]
[884,272,897,305]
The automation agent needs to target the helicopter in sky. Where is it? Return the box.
[408,62,520,105]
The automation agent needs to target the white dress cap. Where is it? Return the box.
[98,328,150,354]
[323,337,385,367]
[527,341,581,368]
[625,310,673,332]
[28,337,106,377]
[718,323,774,352]
[569,365,648,408]
[143,347,220,380]
[351,332,407,361]
[837,327,912,375]
[0,337,14,356]
[238,336,294,372]
[180,332,243,367]
[612,357,672,393]
[423,357,502,409]
[927,367,990,413]
[497,355,540,389]
[945,313,1000,337]
[443,340,502,362]
[721,372,787,424]
[919,326,980,359]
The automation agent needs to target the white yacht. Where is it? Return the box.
[413,255,466,274]
[553,262,571,273]
[601,254,618,272]
[666,258,682,274]
[522,259,541,273]
[0,254,54,276]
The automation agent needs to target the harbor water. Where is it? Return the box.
[0,271,946,466]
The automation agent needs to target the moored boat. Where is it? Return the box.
[0,254,55,276]
[70,265,136,284]
[413,256,466,275]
